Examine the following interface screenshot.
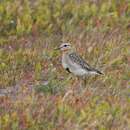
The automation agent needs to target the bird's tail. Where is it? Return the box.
[94,69,103,75]
[90,68,103,75]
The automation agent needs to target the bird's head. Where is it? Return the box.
[56,43,72,52]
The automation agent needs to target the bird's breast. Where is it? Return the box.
[62,54,88,76]
[62,55,68,69]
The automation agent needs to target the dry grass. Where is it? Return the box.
[0,1,130,129]
[0,26,130,130]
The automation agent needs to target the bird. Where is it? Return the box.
[56,42,103,77]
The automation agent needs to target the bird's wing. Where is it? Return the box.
[68,52,93,71]
[69,52,103,74]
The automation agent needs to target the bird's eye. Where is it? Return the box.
[64,45,67,47]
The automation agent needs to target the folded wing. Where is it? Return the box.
[69,52,103,75]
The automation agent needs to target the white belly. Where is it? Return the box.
[71,68,88,76]
[62,54,88,76]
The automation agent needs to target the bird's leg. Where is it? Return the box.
[73,76,83,95]
[64,76,80,97]
[70,76,79,96]
[79,76,90,94]
[83,77,87,87]
[79,77,83,89]
[81,75,89,88]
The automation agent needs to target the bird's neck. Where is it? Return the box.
[62,49,74,55]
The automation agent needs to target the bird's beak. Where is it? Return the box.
[54,47,61,50]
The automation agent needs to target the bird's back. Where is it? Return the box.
[64,52,103,75]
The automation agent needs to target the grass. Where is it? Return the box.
[0,0,130,130]
[0,28,130,130]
